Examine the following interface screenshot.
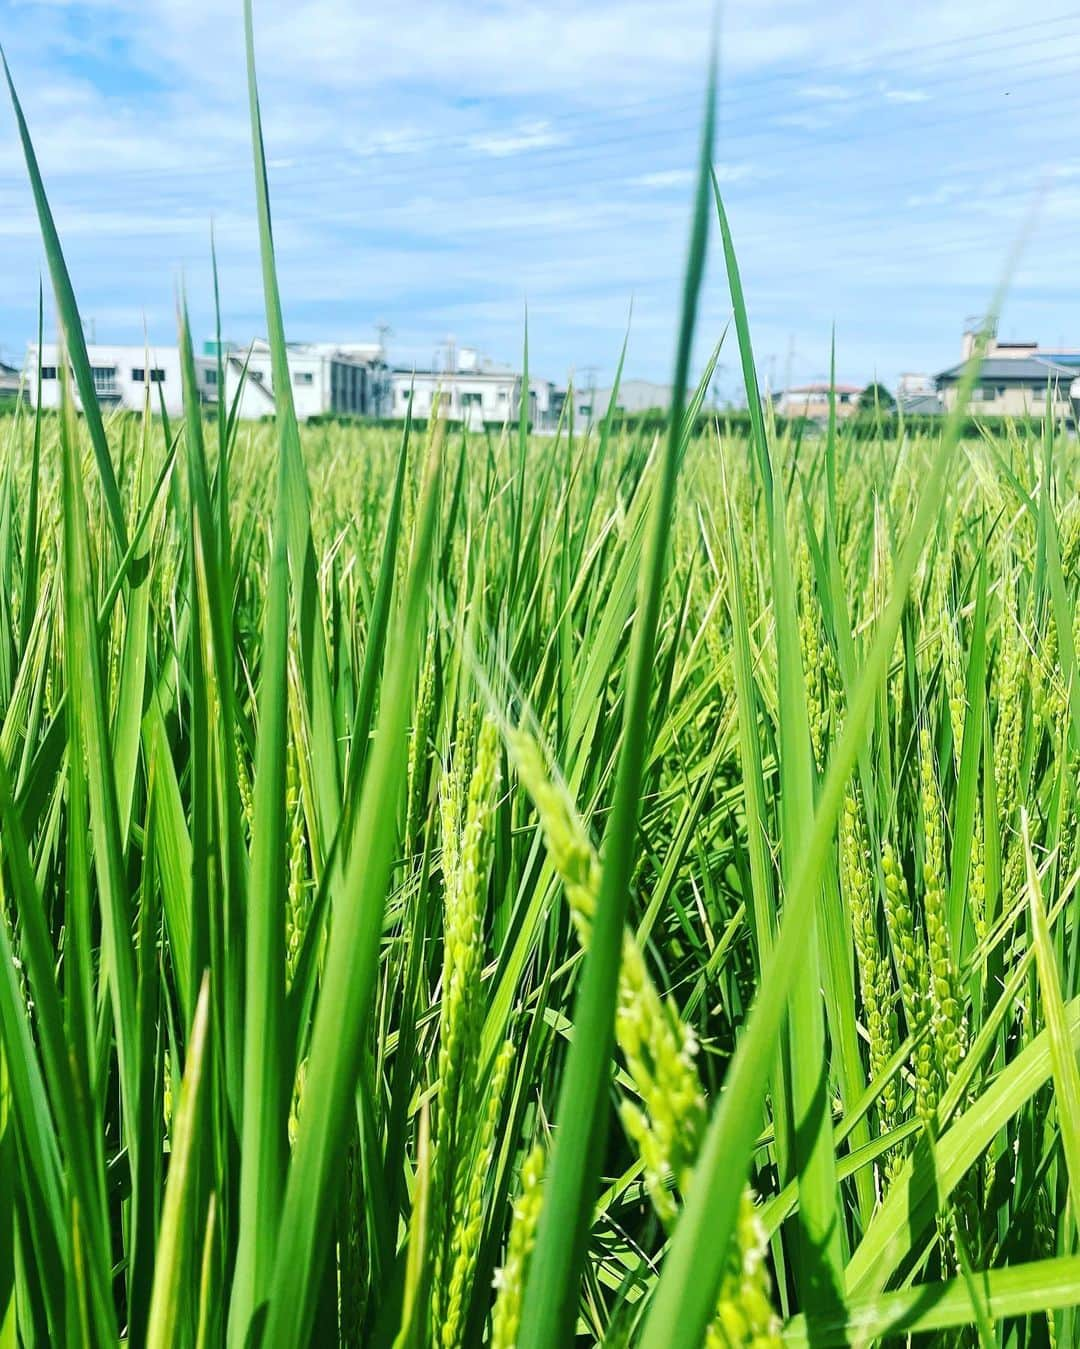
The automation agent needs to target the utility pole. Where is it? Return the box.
[580,364,599,419]
[782,334,795,400]
[375,322,392,416]
[764,353,777,400]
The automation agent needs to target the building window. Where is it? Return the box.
[400,388,412,402]
[498,390,508,402]
[91,365,118,395]
[132,367,144,381]
[994,386,1006,398]
[969,387,984,401]
[294,371,314,386]
[250,370,265,383]
[204,367,218,386]
[578,404,592,417]
[40,366,57,380]
[149,368,166,383]
[461,392,483,406]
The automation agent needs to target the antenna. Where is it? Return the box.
[964,312,997,338]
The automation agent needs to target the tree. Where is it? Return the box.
[857,382,896,413]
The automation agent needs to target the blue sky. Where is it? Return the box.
[2,0,1080,399]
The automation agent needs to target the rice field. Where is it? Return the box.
[2,13,1080,1349]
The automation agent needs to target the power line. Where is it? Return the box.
[2,14,1078,193]
[6,46,1076,230]
[227,84,1080,232]
[4,14,1079,362]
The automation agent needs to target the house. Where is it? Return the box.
[25,342,205,418]
[588,379,677,419]
[564,387,596,422]
[898,393,944,416]
[389,351,554,430]
[895,374,943,415]
[895,372,938,412]
[938,325,1080,420]
[935,354,1076,420]
[0,360,23,405]
[220,339,388,421]
[772,383,864,421]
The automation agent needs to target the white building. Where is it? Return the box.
[389,354,553,430]
[773,383,864,422]
[936,356,1076,421]
[25,342,202,419]
[897,373,936,398]
[221,339,388,421]
[587,379,679,419]
[937,328,1080,422]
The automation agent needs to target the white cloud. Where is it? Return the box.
[466,122,568,158]
[800,83,853,101]
[632,163,761,191]
[714,163,764,184]
[3,0,1080,388]
[773,110,836,131]
[882,87,930,104]
[631,169,694,190]
[904,182,967,208]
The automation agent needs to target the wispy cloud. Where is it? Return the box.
[630,162,762,191]
[714,162,763,184]
[631,168,693,190]
[800,83,854,101]
[1,0,1078,391]
[352,128,431,157]
[905,182,967,209]
[773,110,837,131]
[466,121,568,157]
[882,87,930,104]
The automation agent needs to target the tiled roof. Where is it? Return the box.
[936,356,1076,384]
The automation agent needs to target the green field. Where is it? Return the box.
[2,16,1080,1349]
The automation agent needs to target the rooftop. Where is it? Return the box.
[391,365,519,380]
[899,394,944,416]
[936,356,1077,383]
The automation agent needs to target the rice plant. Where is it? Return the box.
[0,9,1079,1347]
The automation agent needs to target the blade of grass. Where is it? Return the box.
[639,292,1005,1349]
[1023,810,1080,1225]
[146,977,211,1349]
[242,0,342,862]
[783,1255,1080,1346]
[262,435,444,1349]
[227,372,292,1342]
[517,45,715,1349]
[1,52,127,554]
